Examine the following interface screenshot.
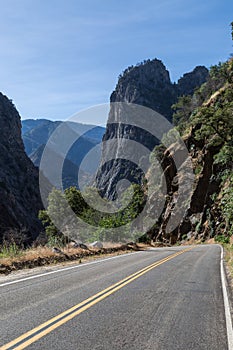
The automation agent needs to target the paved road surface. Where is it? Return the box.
[0,245,230,349]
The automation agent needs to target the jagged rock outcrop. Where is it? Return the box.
[95,59,208,199]
[147,59,233,243]
[111,59,177,120]
[177,66,209,96]
[0,93,43,245]
[147,133,222,244]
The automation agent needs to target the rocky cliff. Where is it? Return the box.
[111,59,177,120]
[177,65,209,96]
[0,93,43,245]
[95,59,208,199]
[146,59,233,244]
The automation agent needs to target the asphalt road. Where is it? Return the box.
[0,245,230,350]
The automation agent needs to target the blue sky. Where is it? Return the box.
[0,0,232,125]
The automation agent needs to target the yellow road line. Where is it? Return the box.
[1,247,193,350]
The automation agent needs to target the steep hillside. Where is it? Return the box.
[95,59,208,199]
[177,66,209,96]
[147,59,233,243]
[38,59,233,245]
[110,59,208,121]
[0,93,43,245]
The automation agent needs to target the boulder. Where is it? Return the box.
[89,241,103,249]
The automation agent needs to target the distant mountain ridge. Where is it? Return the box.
[22,119,105,155]
[21,119,106,188]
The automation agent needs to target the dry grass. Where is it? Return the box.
[0,243,124,266]
[102,242,123,248]
[0,242,142,274]
[0,246,69,266]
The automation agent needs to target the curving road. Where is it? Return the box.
[0,245,231,349]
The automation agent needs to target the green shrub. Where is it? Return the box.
[215,235,230,244]
[0,242,22,258]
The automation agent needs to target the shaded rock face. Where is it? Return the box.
[111,59,177,121]
[0,93,43,245]
[177,66,209,96]
[148,131,222,244]
[95,59,208,199]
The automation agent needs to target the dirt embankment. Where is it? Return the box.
[0,243,142,275]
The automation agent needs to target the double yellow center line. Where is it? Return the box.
[1,247,192,350]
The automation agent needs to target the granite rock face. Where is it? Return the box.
[110,59,177,121]
[0,93,43,244]
[95,59,208,199]
[177,66,209,96]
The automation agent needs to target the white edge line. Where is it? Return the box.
[219,244,233,350]
[0,251,141,288]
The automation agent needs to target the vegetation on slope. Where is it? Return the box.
[172,58,233,243]
[37,57,233,247]
[38,184,146,244]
